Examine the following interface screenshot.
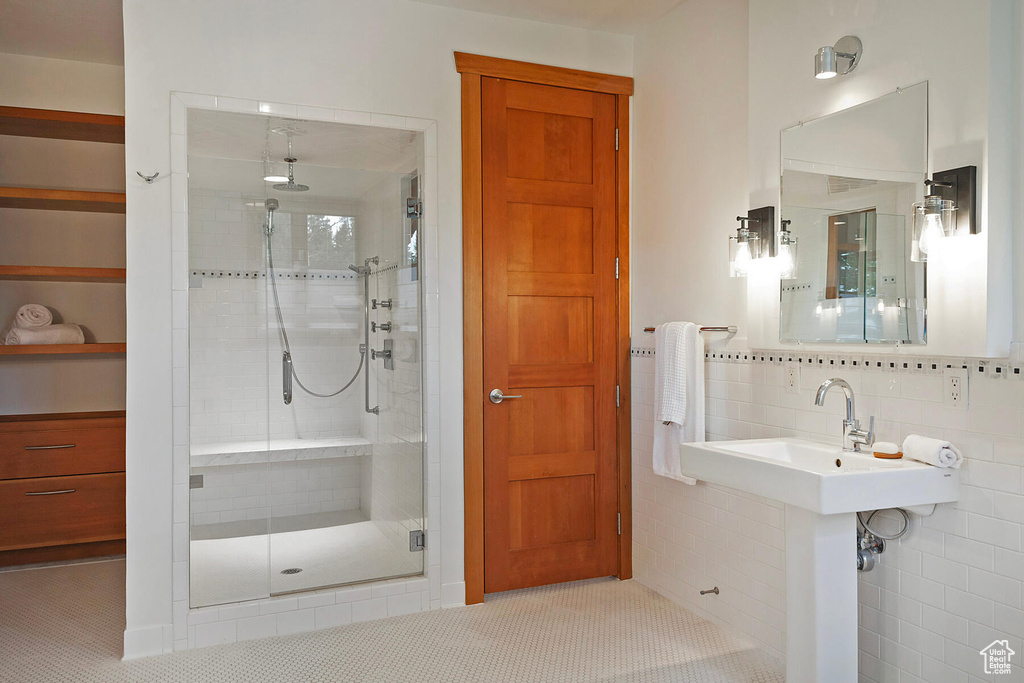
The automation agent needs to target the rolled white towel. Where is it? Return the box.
[15,304,53,328]
[5,323,85,346]
[902,434,963,468]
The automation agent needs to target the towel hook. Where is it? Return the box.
[137,171,160,184]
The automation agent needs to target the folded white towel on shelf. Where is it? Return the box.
[15,304,53,329]
[5,323,85,346]
[902,434,963,468]
[653,321,704,485]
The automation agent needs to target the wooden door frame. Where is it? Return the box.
[456,52,633,605]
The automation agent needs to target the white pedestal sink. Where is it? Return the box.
[678,438,959,683]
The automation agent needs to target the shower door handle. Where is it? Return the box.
[283,352,293,405]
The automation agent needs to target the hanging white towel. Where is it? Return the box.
[653,322,704,484]
[5,323,85,346]
[902,434,963,468]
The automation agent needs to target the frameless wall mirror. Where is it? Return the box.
[780,81,927,344]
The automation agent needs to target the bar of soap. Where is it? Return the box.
[873,441,903,459]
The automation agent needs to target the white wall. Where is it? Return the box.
[122,0,632,657]
[747,0,1016,358]
[0,52,124,114]
[631,0,748,341]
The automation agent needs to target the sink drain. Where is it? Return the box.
[280,567,303,575]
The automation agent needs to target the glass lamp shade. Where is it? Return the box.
[911,196,955,262]
[777,232,798,279]
[263,157,290,183]
[729,228,759,277]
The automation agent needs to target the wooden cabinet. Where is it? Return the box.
[0,412,126,564]
[0,106,127,565]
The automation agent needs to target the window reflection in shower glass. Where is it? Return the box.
[186,108,425,608]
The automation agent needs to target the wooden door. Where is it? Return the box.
[481,77,618,593]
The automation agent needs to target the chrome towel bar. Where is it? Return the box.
[643,325,737,333]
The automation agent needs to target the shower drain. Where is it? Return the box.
[280,568,303,575]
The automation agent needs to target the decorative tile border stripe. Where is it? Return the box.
[191,269,358,281]
[631,344,1023,379]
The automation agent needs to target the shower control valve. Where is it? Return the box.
[372,321,392,333]
[371,348,392,361]
[373,298,393,310]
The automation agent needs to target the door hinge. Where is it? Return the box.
[615,257,619,280]
[615,128,619,151]
[409,530,425,552]
[406,197,423,220]
[616,385,620,407]
[617,512,621,535]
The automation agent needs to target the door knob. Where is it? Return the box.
[489,388,523,404]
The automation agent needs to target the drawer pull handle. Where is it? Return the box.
[25,489,76,496]
[24,444,76,450]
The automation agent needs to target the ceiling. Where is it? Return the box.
[409,0,683,34]
[188,110,421,174]
[1,0,124,65]
[187,109,422,199]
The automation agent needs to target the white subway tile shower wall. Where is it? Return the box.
[359,175,426,559]
[189,458,363,527]
[632,344,1024,680]
[187,188,364,445]
[170,93,442,653]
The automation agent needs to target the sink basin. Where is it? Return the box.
[679,437,959,514]
[677,437,960,682]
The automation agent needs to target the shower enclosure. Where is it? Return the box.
[186,109,425,607]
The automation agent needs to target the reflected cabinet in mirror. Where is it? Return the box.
[780,82,927,344]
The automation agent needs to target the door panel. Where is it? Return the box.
[482,76,618,593]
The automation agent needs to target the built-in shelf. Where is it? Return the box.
[0,343,126,356]
[0,266,126,283]
[0,106,125,144]
[0,187,126,214]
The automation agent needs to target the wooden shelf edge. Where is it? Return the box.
[0,343,126,356]
[0,187,126,214]
[0,265,126,283]
[0,106,124,144]
[0,410,126,423]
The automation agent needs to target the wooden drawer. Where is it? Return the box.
[0,416,124,480]
[0,472,125,551]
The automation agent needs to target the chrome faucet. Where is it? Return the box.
[815,378,874,452]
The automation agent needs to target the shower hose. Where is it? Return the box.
[266,234,364,399]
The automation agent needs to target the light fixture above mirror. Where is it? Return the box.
[814,36,862,79]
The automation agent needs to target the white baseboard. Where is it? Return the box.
[123,624,172,660]
[441,581,466,608]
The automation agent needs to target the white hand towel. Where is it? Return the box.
[902,434,963,468]
[15,304,53,328]
[5,323,85,346]
[653,322,704,484]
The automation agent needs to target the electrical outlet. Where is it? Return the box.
[785,363,800,395]
[943,368,968,410]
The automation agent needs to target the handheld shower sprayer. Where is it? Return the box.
[264,197,279,237]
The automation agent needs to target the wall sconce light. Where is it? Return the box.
[777,219,798,279]
[729,218,758,278]
[729,206,776,277]
[814,36,862,79]
[911,166,977,262]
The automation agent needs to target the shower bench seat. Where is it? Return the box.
[190,437,372,468]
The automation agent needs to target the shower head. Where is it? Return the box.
[348,263,371,275]
[265,198,279,212]
[272,157,310,192]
